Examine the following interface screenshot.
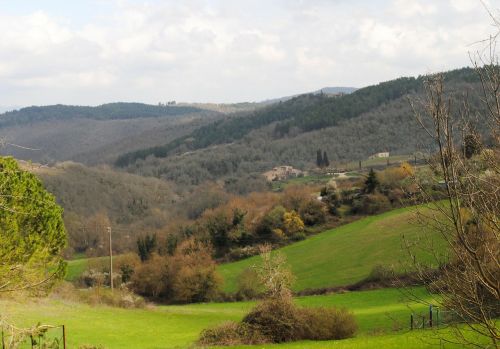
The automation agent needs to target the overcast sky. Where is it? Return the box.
[0,0,497,107]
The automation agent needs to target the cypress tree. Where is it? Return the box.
[323,151,330,167]
[316,149,323,168]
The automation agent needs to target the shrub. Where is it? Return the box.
[198,248,357,345]
[351,193,391,215]
[299,199,326,226]
[169,238,222,303]
[242,298,302,342]
[365,264,395,283]
[282,210,305,236]
[299,307,358,340]
[198,321,243,346]
[241,298,357,343]
[130,254,169,298]
[198,321,266,346]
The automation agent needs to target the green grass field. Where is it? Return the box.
[2,287,457,349]
[219,205,440,293]
[66,256,108,281]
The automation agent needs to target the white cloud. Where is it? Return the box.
[0,0,496,106]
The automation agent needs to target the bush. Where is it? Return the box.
[198,321,266,346]
[299,307,358,340]
[242,298,301,342]
[299,199,326,226]
[204,298,358,344]
[364,264,395,283]
[351,193,391,215]
[130,254,169,298]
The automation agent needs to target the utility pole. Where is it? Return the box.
[107,226,114,292]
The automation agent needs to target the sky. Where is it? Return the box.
[0,0,498,107]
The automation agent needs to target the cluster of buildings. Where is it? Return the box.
[263,165,304,181]
[368,152,390,159]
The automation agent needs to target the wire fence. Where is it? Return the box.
[1,323,66,349]
[410,306,456,331]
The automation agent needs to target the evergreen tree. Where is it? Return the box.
[137,234,157,261]
[323,151,330,167]
[316,149,323,168]
[0,157,66,292]
[364,168,379,194]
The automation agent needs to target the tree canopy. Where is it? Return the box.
[0,157,67,292]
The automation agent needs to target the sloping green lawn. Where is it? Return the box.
[2,287,441,349]
[219,205,441,293]
[66,256,108,281]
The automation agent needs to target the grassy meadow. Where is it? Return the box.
[2,287,454,349]
[219,205,441,293]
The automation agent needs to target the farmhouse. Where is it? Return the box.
[263,165,303,181]
[369,152,390,159]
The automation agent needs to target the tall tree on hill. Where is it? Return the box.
[323,151,330,168]
[316,149,323,168]
[137,234,157,261]
[363,169,379,194]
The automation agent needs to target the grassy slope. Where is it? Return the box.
[219,205,439,293]
[66,257,108,281]
[3,288,444,349]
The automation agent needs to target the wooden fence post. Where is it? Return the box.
[410,314,414,330]
[429,305,433,328]
[62,325,66,349]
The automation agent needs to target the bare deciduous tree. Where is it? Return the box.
[407,39,499,348]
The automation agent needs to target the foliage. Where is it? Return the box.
[299,199,326,226]
[364,168,379,194]
[351,193,391,215]
[218,205,445,293]
[131,238,222,303]
[130,254,168,298]
[282,211,305,237]
[136,234,157,261]
[117,71,469,167]
[0,156,66,293]
[0,102,201,127]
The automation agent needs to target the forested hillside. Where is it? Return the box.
[119,68,486,185]
[22,161,179,255]
[116,67,479,168]
[0,104,224,164]
[0,102,201,126]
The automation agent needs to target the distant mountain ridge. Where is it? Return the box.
[0,102,203,128]
[261,86,357,105]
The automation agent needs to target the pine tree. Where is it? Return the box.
[323,151,330,167]
[364,168,379,194]
[0,157,66,292]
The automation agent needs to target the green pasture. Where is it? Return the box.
[2,287,455,349]
[66,256,108,281]
[219,205,442,293]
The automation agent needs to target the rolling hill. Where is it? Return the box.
[218,205,443,293]
[0,103,223,164]
[116,67,487,185]
[116,67,478,167]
